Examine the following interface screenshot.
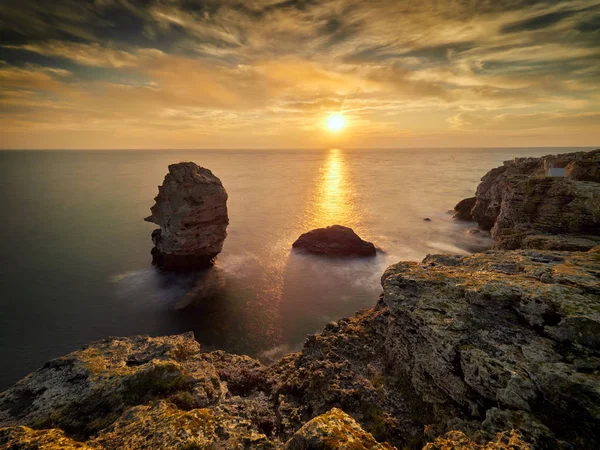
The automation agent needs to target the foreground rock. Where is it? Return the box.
[285,408,394,449]
[1,247,599,449]
[145,162,228,270]
[293,225,376,257]
[454,149,600,250]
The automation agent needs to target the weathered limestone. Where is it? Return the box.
[145,162,228,270]
[293,225,377,257]
[454,149,600,250]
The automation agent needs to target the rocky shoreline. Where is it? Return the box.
[454,149,600,251]
[1,245,599,449]
[1,150,599,449]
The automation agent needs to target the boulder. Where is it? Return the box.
[292,225,376,257]
[454,149,600,250]
[145,162,228,270]
[285,408,395,449]
[453,197,476,221]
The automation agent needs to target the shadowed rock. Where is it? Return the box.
[453,197,476,221]
[145,162,228,270]
[292,225,376,257]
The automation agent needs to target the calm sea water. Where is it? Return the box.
[0,147,587,390]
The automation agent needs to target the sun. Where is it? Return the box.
[325,114,345,132]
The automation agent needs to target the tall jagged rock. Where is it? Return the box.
[454,149,600,250]
[145,162,228,270]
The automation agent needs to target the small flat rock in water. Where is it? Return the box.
[292,225,376,257]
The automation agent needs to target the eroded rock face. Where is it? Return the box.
[145,162,228,270]
[455,149,600,250]
[293,225,376,257]
[271,247,600,449]
[1,248,599,449]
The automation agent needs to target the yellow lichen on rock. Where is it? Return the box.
[423,430,532,450]
[0,426,97,449]
[285,408,396,449]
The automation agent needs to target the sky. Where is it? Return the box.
[0,0,599,149]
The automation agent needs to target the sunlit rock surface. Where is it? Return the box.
[1,248,599,449]
[423,430,532,450]
[145,162,229,270]
[293,225,377,257]
[455,149,600,250]
[285,408,394,449]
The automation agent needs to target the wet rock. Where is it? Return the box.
[424,218,432,222]
[285,408,395,449]
[453,197,476,221]
[145,162,228,270]
[292,225,376,257]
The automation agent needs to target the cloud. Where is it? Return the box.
[3,41,163,68]
[0,0,599,148]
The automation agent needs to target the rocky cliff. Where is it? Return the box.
[454,149,600,251]
[145,162,229,270]
[2,247,598,449]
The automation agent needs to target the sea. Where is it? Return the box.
[0,147,589,390]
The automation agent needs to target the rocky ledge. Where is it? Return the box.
[1,247,598,449]
[145,162,229,270]
[293,225,377,257]
[453,149,600,251]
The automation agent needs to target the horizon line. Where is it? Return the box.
[1,146,598,152]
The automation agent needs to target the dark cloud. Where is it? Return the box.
[500,10,577,33]
[400,42,477,63]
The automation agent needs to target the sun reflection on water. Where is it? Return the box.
[307,148,360,230]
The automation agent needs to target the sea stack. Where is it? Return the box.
[145,162,228,270]
[293,225,376,257]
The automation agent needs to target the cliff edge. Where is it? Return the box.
[454,149,600,251]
